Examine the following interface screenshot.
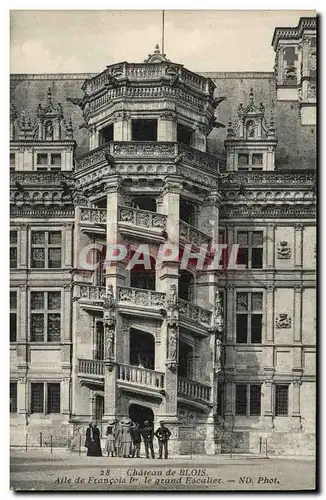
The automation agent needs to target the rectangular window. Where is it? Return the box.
[10,382,17,413]
[30,291,61,342]
[99,124,113,145]
[10,291,17,342]
[10,230,18,268]
[217,383,225,416]
[235,385,247,415]
[37,153,48,165]
[236,291,263,343]
[252,153,263,166]
[50,153,61,166]
[177,123,194,146]
[250,385,261,415]
[238,153,249,168]
[275,385,289,416]
[31,383,44,413]
[10,153,16,167]
[31,231,62,269]
[236,384,262,416]
[236,230,263,269]
[47,383,61,414]
[131,119,157,141]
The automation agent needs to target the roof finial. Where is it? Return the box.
[249,88,254,104]
[154,44,160,54]
[47,88,52,104]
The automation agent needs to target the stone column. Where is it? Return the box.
[63,223,73,269]
[263,379,274,429]
[113,112,131,141]
[61,378,70,416]
[19,224,28,269]
[294,224,303,268]
[105,175,127,290]
[157,112,177,141]
[266,224,275,269]
[293,285,302,343]
[17,377,28,417]
[158,178,182,449]
[291,380,302,430]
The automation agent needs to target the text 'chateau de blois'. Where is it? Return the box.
[10,17,316,455]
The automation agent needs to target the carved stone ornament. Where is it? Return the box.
[275,313,292,329]
[214,335,223,374]
[212,290,224,334]
[168,326,178,362]
[166,284,179,326]
[277,241,291,259]
[104,325,115,360]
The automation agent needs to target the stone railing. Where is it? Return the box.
[118,287,166,308]
[177,377,211,403]
[219,170,315,186]
[178,299,212,327]
[75,142,220,174]
[85,62,208,95]
[119,206,167,231]
[78,359,104,377]
[79,285,106,301]
[179,220,211,246]
[80,207,107,224]
[117,363,165,390]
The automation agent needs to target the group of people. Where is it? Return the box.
[85,419,171,459]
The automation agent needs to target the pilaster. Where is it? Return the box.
[294,224,303,269]
[19,224,28,269]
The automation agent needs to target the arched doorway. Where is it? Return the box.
[129,404,154,427]
[130,329,155,370]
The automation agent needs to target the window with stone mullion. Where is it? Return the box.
[30,291,61,342]
[236,291,262,344]
[31,231,62,269]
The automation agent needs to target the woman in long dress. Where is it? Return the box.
[121,418,133,458]
[85,423,95,456]
[92,424,103,457]
[105,421,116,457]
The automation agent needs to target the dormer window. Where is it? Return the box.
[237,152,263,171]
[36,153,62,171]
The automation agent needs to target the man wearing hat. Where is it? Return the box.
[154,421,171,459]
[141,420,155,459]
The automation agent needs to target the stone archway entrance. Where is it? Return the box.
[129,404,154,427]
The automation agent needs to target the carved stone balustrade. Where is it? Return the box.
[79,285,106,302]
[119,206,167,231]
[118,286,166,309]
[179,220,211,247]
[117,363,165,390]
[80,207,107,224]
[75,141,220,174]
[78,358,104,378]
[177,377,211,403]
[179,299,212,327]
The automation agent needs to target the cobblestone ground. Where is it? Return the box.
[10,448,316,492]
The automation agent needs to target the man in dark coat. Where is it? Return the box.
[85,423,94,456]
[92,424,103,457]
[131,421,141,458]
[154,421,171,459]
[141,420,155,459]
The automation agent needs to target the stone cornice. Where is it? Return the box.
[272,17,316,50]
[220,170,315,186]
[10,140,76,148]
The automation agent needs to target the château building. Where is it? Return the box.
[10,16,316,455]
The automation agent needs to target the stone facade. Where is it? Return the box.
[10,17,316,455]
